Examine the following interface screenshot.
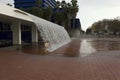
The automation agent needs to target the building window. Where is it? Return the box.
[21,25,31,31]
[3,23,11,31]
[0,22,11,32]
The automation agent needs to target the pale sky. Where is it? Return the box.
[1,0,120,31]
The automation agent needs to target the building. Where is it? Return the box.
[71,18,81,29]
[0,4,38,46]
[0,4,70,52]
[14,0,56,8]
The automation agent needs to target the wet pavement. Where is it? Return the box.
[22,38,120,57]
[0,38,120,80]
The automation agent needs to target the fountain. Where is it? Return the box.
[29,15,71,52]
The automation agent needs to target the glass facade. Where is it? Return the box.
[71,19,81,29]
[21,25,32,43]
[0,21,32,46]
[0,22,12,47]
[14,0,56,8]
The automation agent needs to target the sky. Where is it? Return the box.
[0,0,120,31]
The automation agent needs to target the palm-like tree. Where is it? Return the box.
[54,0,79,35]
[71,0,79,30]
[54,0,67,27]
[66,3,73,30]
[61,0,67,8]
[68,0,79,36]
[56,1,61,8]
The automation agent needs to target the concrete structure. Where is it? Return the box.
[0,3,71,52]
[0,3,39,45]
[14,0,56,8]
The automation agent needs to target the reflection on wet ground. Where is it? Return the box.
[90,39,120,51]
[22,44,48,55]
[79,39,96,57]
[21,38,120,57]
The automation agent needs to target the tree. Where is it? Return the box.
[54,11,67,27]
[36,0,42,7]
[54,0,79,36]
[27,7,43,17]
[54,0,68,27]
[86,27,92,34]
[64,3,73,30]
[71,0,79,18]
[61,0,67,8]
[42,7,53,21]
[90,18,120,35]
[70,0,79,34]
[56,1,61,8]
[20,0,53,21]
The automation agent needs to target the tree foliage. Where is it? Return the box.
[86,27,92,34]
[55,0,79,29]
[88,18,120,35]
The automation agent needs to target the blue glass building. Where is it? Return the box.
[71,18,81,29]
[14,0,56,8]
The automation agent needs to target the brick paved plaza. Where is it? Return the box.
[0,39,120,80]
